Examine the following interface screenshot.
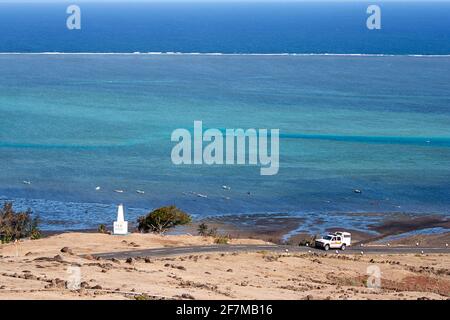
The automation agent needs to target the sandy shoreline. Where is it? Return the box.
[37,210,450,248]
[0,231,449,300]
[175,213,450,247]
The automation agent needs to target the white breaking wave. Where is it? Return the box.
[0,52,449,57]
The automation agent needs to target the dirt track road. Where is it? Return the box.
[92,244,450,259]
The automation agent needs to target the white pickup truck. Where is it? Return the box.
[315,232,351,251]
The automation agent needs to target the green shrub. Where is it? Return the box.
[137,206,191,234]
[0,202,41,243]
[207,227,218,237]
[197,223,208,237]
[97,224,107,234]
[214,235,230,245]
[197,223,218,237]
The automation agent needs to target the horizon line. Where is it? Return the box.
[0,52,449,57]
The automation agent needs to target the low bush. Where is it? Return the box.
[134,294,152,300]
[214,235,231,245]
[137,206,191,234]
[0,202,41,243]
[207,227,218,237]
[197,223,208,236]
[197,222,219,238]
[97,224,107,234]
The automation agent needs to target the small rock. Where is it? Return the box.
[24,274,37,280]
[53,255,64,262]
[90,285,102,290]
[52,278,66,288]
[125,257,134,264]
[181,293,195,300]
[60,247,73,255]
[227,269,233,272]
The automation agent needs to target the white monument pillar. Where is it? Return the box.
[113,204,128,235]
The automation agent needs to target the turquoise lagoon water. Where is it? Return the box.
[0,54,449,230]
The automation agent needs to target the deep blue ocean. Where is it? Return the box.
[0,2,449,233]
[0,2,449,54]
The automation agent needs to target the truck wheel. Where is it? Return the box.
[341,244,346,251]
[324,244,330,251]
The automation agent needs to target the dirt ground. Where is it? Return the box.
[0,232,448,300]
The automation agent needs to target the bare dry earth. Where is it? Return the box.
[0,233,448,300]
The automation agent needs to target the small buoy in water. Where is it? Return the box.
[95,186,101,191]
[136,190,145,194]
[23,180,31,185]
[353,189,362,194]
[114,190,124,193]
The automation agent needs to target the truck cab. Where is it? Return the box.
[315,232,351,251]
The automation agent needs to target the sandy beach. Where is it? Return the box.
[0,231,448,300]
